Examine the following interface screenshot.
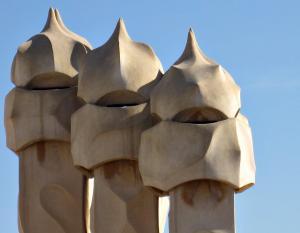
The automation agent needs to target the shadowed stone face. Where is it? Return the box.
[71,103,154,170]
[5,87,82,152]
[139,118,255,192]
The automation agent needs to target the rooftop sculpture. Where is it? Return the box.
[5,8,90,233]
[4,8,256,233]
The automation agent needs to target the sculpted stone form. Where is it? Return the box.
[78,19,163,105]
[72,19,163,233]
[11,8,91,89]
[72,103,152,170]
[150,29,240,121]
[5,87,79,151]
[5,11,255,233]
[169,181,235,233]
[139,117,255,192]
[5,8,90,233]
[139,30,256,233]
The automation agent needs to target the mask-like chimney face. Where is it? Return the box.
[78,19,164,106]
[11,8,92,89]
[150,29,241,122]
[139,29,255,194]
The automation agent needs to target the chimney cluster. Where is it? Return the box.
[5,8,255,233]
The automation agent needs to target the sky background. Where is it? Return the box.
[1,0,300,233]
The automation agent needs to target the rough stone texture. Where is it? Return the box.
[139,118,255,192]
[78,19,163,105]
[73,19,162,233]
[71,103,154,170]
[11,8,92,89]
[150,30,240,121]
[91,161,159,233]
[170,181,235,233]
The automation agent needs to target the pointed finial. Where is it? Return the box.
[54,8,92,48]
[175,28,210,65]
[187,28,199,52]
[54,8,66,28]
[110,18,131,41]
[12,8,93,88]
[42,7,60,32]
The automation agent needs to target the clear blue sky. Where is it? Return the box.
[1,1,300,233]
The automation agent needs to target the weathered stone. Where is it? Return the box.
[169,181,235,233]
[18,142,86,233]
[5,87,81,152]
[9,88,87,233]
[139,118,255,192]
[91,161,159,233]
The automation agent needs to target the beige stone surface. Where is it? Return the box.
[18,142,86,233]
[5,9,91,232]
[11,8,92,89]
[71,103,155,170]
[139,118,255,192]
[5,10,256,232]
[169,181,235,233]
[5,87,82,152]
[138,29,255,233]
[77,19,163,104]
[150,29,240,121]
[5,87,87,233]
[71,101,160,232]
[71,18,163,233]
[91,161,159,233]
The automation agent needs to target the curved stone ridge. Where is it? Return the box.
[12,8,92,89]
[78,18,164,105]
[150,29,241,121]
